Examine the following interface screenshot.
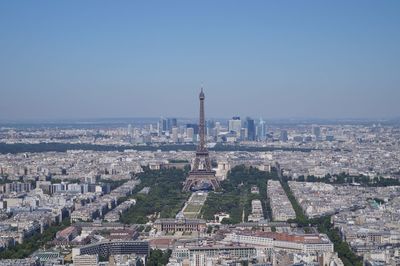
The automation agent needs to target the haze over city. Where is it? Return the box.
[2,2,400,266]
[1,1,400,121]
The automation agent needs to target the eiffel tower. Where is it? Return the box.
[183,88,220,191]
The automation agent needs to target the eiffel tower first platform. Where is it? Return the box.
[183,88,220,192]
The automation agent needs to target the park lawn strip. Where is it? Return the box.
[183,204,202,213]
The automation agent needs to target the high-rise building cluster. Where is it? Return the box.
[149,115,270,144]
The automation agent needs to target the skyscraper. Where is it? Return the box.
[206,120,215,138]
[186,123,199,135]
[186,127,194,140]
[127,124,132,137]
[246,117,256,141]
[171,127,179,143]
[215,122,221,137]
[160,118,167,133]
[228,117,242,134]
[257,118,266,141]
[168,118,178,131]
[280,130,288,142]
[312,125,321,140]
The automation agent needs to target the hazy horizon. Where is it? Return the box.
[1,116,398,125]
[1,1,399,120]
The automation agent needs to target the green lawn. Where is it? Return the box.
[184,204,202,213]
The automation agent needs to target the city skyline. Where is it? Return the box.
[1,1,400,121]
[1,2,400,263]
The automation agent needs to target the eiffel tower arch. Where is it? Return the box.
[183,88,220,192]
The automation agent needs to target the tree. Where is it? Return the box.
[120,168,190,224]
[221,217,234,224]
[147,249,172,266]
[206,225,213,234]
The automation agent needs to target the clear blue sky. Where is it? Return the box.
[0,1,399,120]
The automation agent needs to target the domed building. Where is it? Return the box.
[154,211,206,233]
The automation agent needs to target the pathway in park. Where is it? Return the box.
[180,191,208,219]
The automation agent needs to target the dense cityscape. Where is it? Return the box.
[2,1,400,265]
[0,88,399,266]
